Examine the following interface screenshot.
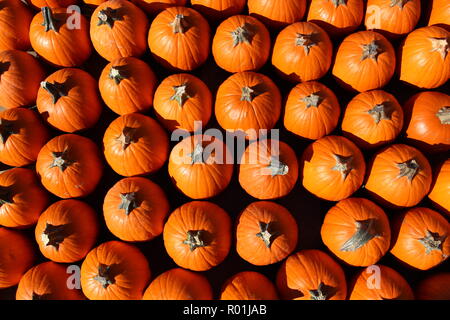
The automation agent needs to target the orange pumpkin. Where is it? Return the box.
[391,207,450,271]
[143,268,213,300]
[148,6,211,71]
[415,273,450,300]
[220,271,279,300]
[0,168,49,229]
[428,159,450,215]
[29,0,77,8]
[276,249,347,300]
[153,73,212,132]
[163,201,232,271]
[36,134,103,199]
[248,0,306,29]
[37,68,102,133]
[90,0,148,62]
[0,108,50,167]
[168,135,233,199]
[83,0,107,5]
[332,31,396,92]
[428,0,450,29]
[301,135,366,201]
[0,50,45,109]
[131,0,186,15]
[272,22,333,83]
[103,113,169,177]
[103,177,170,242]
[321,197,391,267]
[349,265,414,300]
[81,241,151,300]
[365,0,421,38]
[365,144,432,208]
[215,72,282,140]
[307,0,364,36]
[99,57,157,116]
[399,26,450,89]
[0,0,33,51]
[403,91,450,152]
[283,81,340,140]
[0,227,35,288]
[236,201,298,266]
[341,90,404,149]
[212,15,271,73]
[35,200,99,263]
[30,7,91,67]
[239,140,299,200]
[191,0,246,21]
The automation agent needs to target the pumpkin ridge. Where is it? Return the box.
[436,107,450,124]
[255,221,280,248]
[40,81,67,104]
[340,219,380,252]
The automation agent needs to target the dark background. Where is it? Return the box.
[0,0,449,300]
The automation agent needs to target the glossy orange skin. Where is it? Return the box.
[248,0,306,29]
[103,177,170,242]
[239,140,299,200]
[301,135,366,201]
[35,200,99,263]
[191,0,246,21]
[0,108,50,167]
[131,0,186,15]
[272,22,333,83]
[332,31,396,92]
[428,159,450,215]
[307,0,364,36]
[391,207,450,271]
[365,144,432,208]
[36,134,103,199]
[428,0,450,28]
[215,72,282,140]
[0,227,35,288]
[153,73,212,132]
[236,201,298,266]
[276,249,347,300]
[83,0,107,5]
[220,271,279,300]
[143,268,213,300]
[0,0,32,51]
[399,26,450,89]
[212,15,270,73]
[415,273,450,300]
[321,198,391,267]
[163,201,232,271]
[81,241,151,300]
[341,90,404,149]
[90,0,148,62]
[0,168,49,229]
[168,135,233,199]
[16,262,85,300]
[404,91,450,153]
[99,57,157,116]
[148,7,210,71]
[30,0,77,8]
[0,50,45,109]
[349,265,414,300]
[283,81,340,140]
[37,68,102,133]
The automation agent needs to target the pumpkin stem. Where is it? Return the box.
[256,221,280,248]
[94,264,115,288]
[0,61,10,76]
[32,292,50,300]
[266,157,289,176]
[241,86,255,102]
[332,154,353,180]
[183,230,208,251]
[0,119,17,144]
[436,107,450,124]
[418,230,447,256]
[170,84,190,107]
[368,103,393,124]
[170,14,187,34]
[301,93,322,108]
[116,127,137,150]
[97,7,122,28]
[390,0,409,8]
[109,65,129,85]
[397,158,420,181]
[50,151,73,172]
[41,7,57,32]
[41,223,67,250]
[189,143,204,164]
[361,41,382,61]
[331,0,347,7]
[231,24,252,47]
[309,282,333,300]
[40,81,67,104]
[118,192,138,215]
[0,186,12,206]
[340,219,380,252]
[296,33,317,54]
[430,37,449,59]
